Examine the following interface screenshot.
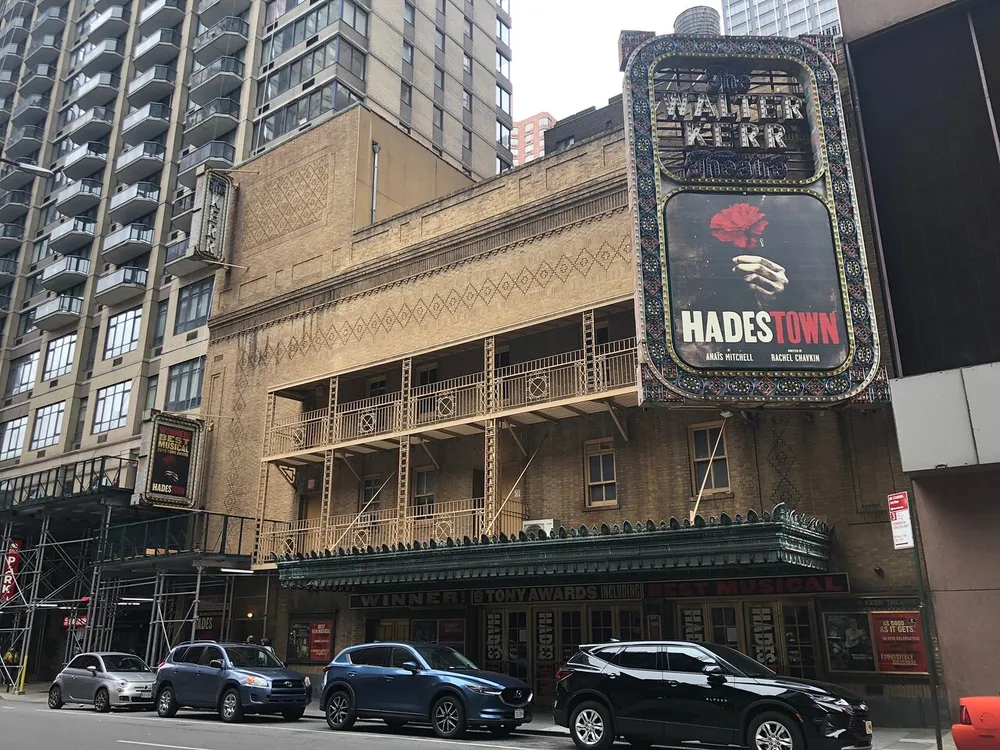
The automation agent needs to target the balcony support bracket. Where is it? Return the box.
[505,420,528,457]
[277,466,296,487]
[606,401,629,442]
[418,438,439,471]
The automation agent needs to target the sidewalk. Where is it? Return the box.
[0,683,958,747]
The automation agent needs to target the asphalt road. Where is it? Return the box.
[0,699,574,750]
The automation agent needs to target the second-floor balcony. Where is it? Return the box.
[63,141,109,180]
[40,254,91,292]
[164,235,207,276]
[4,125,44,158]
[193,16,248,64]
[109,181,159,224]
[50,216,97,254]
[94,266,148,305]
[78,39,126,77]
[115,141,166,183]
[0,256,17,279]
[139,0,185,35]
[127,65,176,107]
[197,0,251,29]
[133,28,181,71]
[63,105,115,142]
[122,102,170,145]
[101,223,154,264]
[73,72,120,110]
[11,93,48,127]
[189,56,243,106]
[0,456,137,514]
[18,64,56,96]
[0,189,30,221]
[33,295,83,331]
[184,97,239,145]
[55,179,103,216]
[24,33,60,66]
[178,140,234,187]
[0,223,23,251]
[100,510,255,567]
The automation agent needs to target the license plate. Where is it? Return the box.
[514,709,525,719]
[139,692,151,698]
[865,721,873,735]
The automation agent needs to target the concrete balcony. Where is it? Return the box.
[0,223,23,251]
[55,179,103,216]
[139,0,185,35]
[0,189,30,222]
[18,64,56,96]
[24,35,60,66]
[94,266,147,306]
[11,94,49,127]
[115,142,166,183]
[31,7,67,35]
[0,44,23,68]
[33,295,83,331]
[0,97,9,126]
[192,16,248,65]
[178,140,233,187]
[78,40,126,77]
[2,0,33,19]
[183,97,238,146]
[0,69,15,96]
[63,106,115,142]
[170,192,195,233]
[0,256,17,280]
[74,72,119,109]
[121,102,170,145]
[0,17,28,43]
[80,6,130,44]
[164,236,208,276]
[101,224,154,264]
[133,28,181,71]
[63,142,109,181]
[4,125,44,158]
[126,65,176,107]
[197,0,251,30]
[49,217,97,254]
[0,161,38,190]
[188,56,243,106]
[39,255,91,292]
[108,182,159,224]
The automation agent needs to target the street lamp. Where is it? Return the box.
[0,156,54,179]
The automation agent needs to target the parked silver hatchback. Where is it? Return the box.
[48,652,155,712]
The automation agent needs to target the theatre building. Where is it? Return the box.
[200,35,932,727]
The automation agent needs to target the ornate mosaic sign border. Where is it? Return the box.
[624,35,880,404]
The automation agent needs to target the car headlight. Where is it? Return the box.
[304,676,311,688]
[815,695,851,710]
[467,685,502,695]
[118,680,129,687]
[242,676,269,687]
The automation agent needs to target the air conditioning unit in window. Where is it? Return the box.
[522,518,559,535]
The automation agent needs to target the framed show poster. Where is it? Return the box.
[871,612,928,674]
[823,612,876,673]
[287,615,336,664]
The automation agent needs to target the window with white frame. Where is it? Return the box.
[166,357,206,412]
[6,352,39,396]
[105,307,142,359]
[43,333,77,380]
[463,53,472,74]
[689,422,730,494]
[361,475,383,510]
[175,277,214,334]
[496,16,510,44]
[30,401,65,450]
[413,469,436,513]
[584,439,617,507]
[496,120,511,148]
[93,380,132,433]
[0,416,27,460]
[495,50,510,78]
[144,375,159,411]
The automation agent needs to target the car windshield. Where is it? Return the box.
[102,654,152,672]
[701,644,776,678]
[414,645,479,671]
[224,646,285,669]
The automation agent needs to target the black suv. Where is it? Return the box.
[553,641,872,750]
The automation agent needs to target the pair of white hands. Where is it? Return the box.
[732,255,788,299]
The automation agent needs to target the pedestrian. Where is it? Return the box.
[260,637,275,654]
[246,634,255,644]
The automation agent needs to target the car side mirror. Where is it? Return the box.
[86,665,98,674]
[702,664,725,678]
[209,659,224,670]
[402,661,421,673]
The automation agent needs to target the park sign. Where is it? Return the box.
[621,33,880,404]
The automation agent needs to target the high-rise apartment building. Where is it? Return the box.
[722,0,841,36]
[673,5,721,35]
[509,110,553,166]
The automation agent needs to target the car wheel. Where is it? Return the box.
[219,688,245,723]
[94,688,112,714]
[385,719,407,731]
[432,695,467,739]
[748,712,803,750]
[570,701,614,750]
[325,690,356,730]
[156,686,178,718]
[282,708,306,721]
[47,685,63,710]
[489,724,516,737]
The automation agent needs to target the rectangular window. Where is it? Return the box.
[413,469,436,512]
[6,352,39,396]
[433,106,444,129]
[31,237,52,264]
[175,277,214,334]
[495,85,511,114]
[540,116,552,127]
[400,82,412,106]
[166,357,206,412]
[17,309,36,337]
[463,53,472,75]
[84,326,100,371]
[0,416,27,460]
[72,397,87,444]
[496,120,511,149]
[462,128,473,150]
[361,475,383,509]
[404,1,415,24]
[496,155,510,174]
[43,333,77,381]
[498,0,510,11]
[105,307,142,359]
[462,89,472,111]
[436,0,446,13]
[30,401,65,450]
[144,375,159,411]
[93,380,132,433]
[435,27,445,51]
[434,66,445,89]
[689,423,730,493]
[496,50,510,78]
[496,17,510,44]
[403,40,414,64]
[368,377,387,397]
[153,299,168,346]
[464,17,473,38]
[584,439,617,507]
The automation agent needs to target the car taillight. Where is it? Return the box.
[555,669,573,681]
[959,705,972,726]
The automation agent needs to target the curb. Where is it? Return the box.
[303,712,569,737]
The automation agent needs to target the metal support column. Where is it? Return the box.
[326,375,339,444]
[583,309,597,392]
[82,505,113,652]
[189,566,203,642]
[395,358,413,543]
[320,450,335,548]
[144,571,164,665]
[15,515,49,694]
[251,462,271,564]
[483,337,498,537]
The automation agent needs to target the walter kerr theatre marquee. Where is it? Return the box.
[622,34,879,405]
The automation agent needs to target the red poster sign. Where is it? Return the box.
[1,539,23,604]
[63,616,88,628]
[308,621,333,662]
[872,611,927,674]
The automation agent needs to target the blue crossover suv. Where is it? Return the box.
[321,642,533,739]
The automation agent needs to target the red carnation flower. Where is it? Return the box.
[710,203,768,249]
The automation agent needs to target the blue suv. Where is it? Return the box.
[153,641,312,723]
[321,642,533,739]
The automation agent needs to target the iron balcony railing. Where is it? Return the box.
[0,189,30,208]
[101,510,257,564]
[30,7,67,33]
[134,27,181,57]
[11,94,47,119]
[56,178,103,205]
[34,294,83,318]
[0,256,17,274]
[189,56,244,88]
[0,223,23,241]
[165,236,191,262]
[109,181,159,210]
[122,102,170,133]
[184,96,239,129]
[41,254,91,281]
[139,0,184,26]
[194,16,248,49]
[178,140,234,172]
[103,224,154,249]
[95,266,148,294]
[0,456,137,513]
[64,105,115,134]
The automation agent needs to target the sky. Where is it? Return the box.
[509,0,724,122]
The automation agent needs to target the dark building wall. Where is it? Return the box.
[543,96,625,155]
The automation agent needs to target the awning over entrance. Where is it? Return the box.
[277,503,834,592]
